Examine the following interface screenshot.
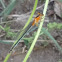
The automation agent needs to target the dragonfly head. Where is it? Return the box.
[37,12,44,16]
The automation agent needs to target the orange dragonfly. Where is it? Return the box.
[32,13,44,26]
[6,13,44,58]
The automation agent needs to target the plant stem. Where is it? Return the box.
[23,0,49,62]
[3,0,38,62]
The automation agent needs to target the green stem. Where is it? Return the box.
[23,0,49,62]
[23,0,38,29]
[3,53,11,62]
[3,0,38,62]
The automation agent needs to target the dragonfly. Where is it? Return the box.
[4,13,44,62]
[9,13,44,51]
[32,12,44,26]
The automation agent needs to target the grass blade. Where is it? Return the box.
[23,0,49,62]
[0,0,16,16]
[42,28,62,52]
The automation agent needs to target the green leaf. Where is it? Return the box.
[4,26,10,32]
[59,60,62,62]
[0,25,5,31]
[47,23,53,29]
[6,32,17,39]
[57,23,62,29]
[0,0,16,16]
[42,28,62,52]
[0,0,6,8]
[47,22,62,30]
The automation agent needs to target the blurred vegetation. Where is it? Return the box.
[0,25,17,39]
[47,22,62,30]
